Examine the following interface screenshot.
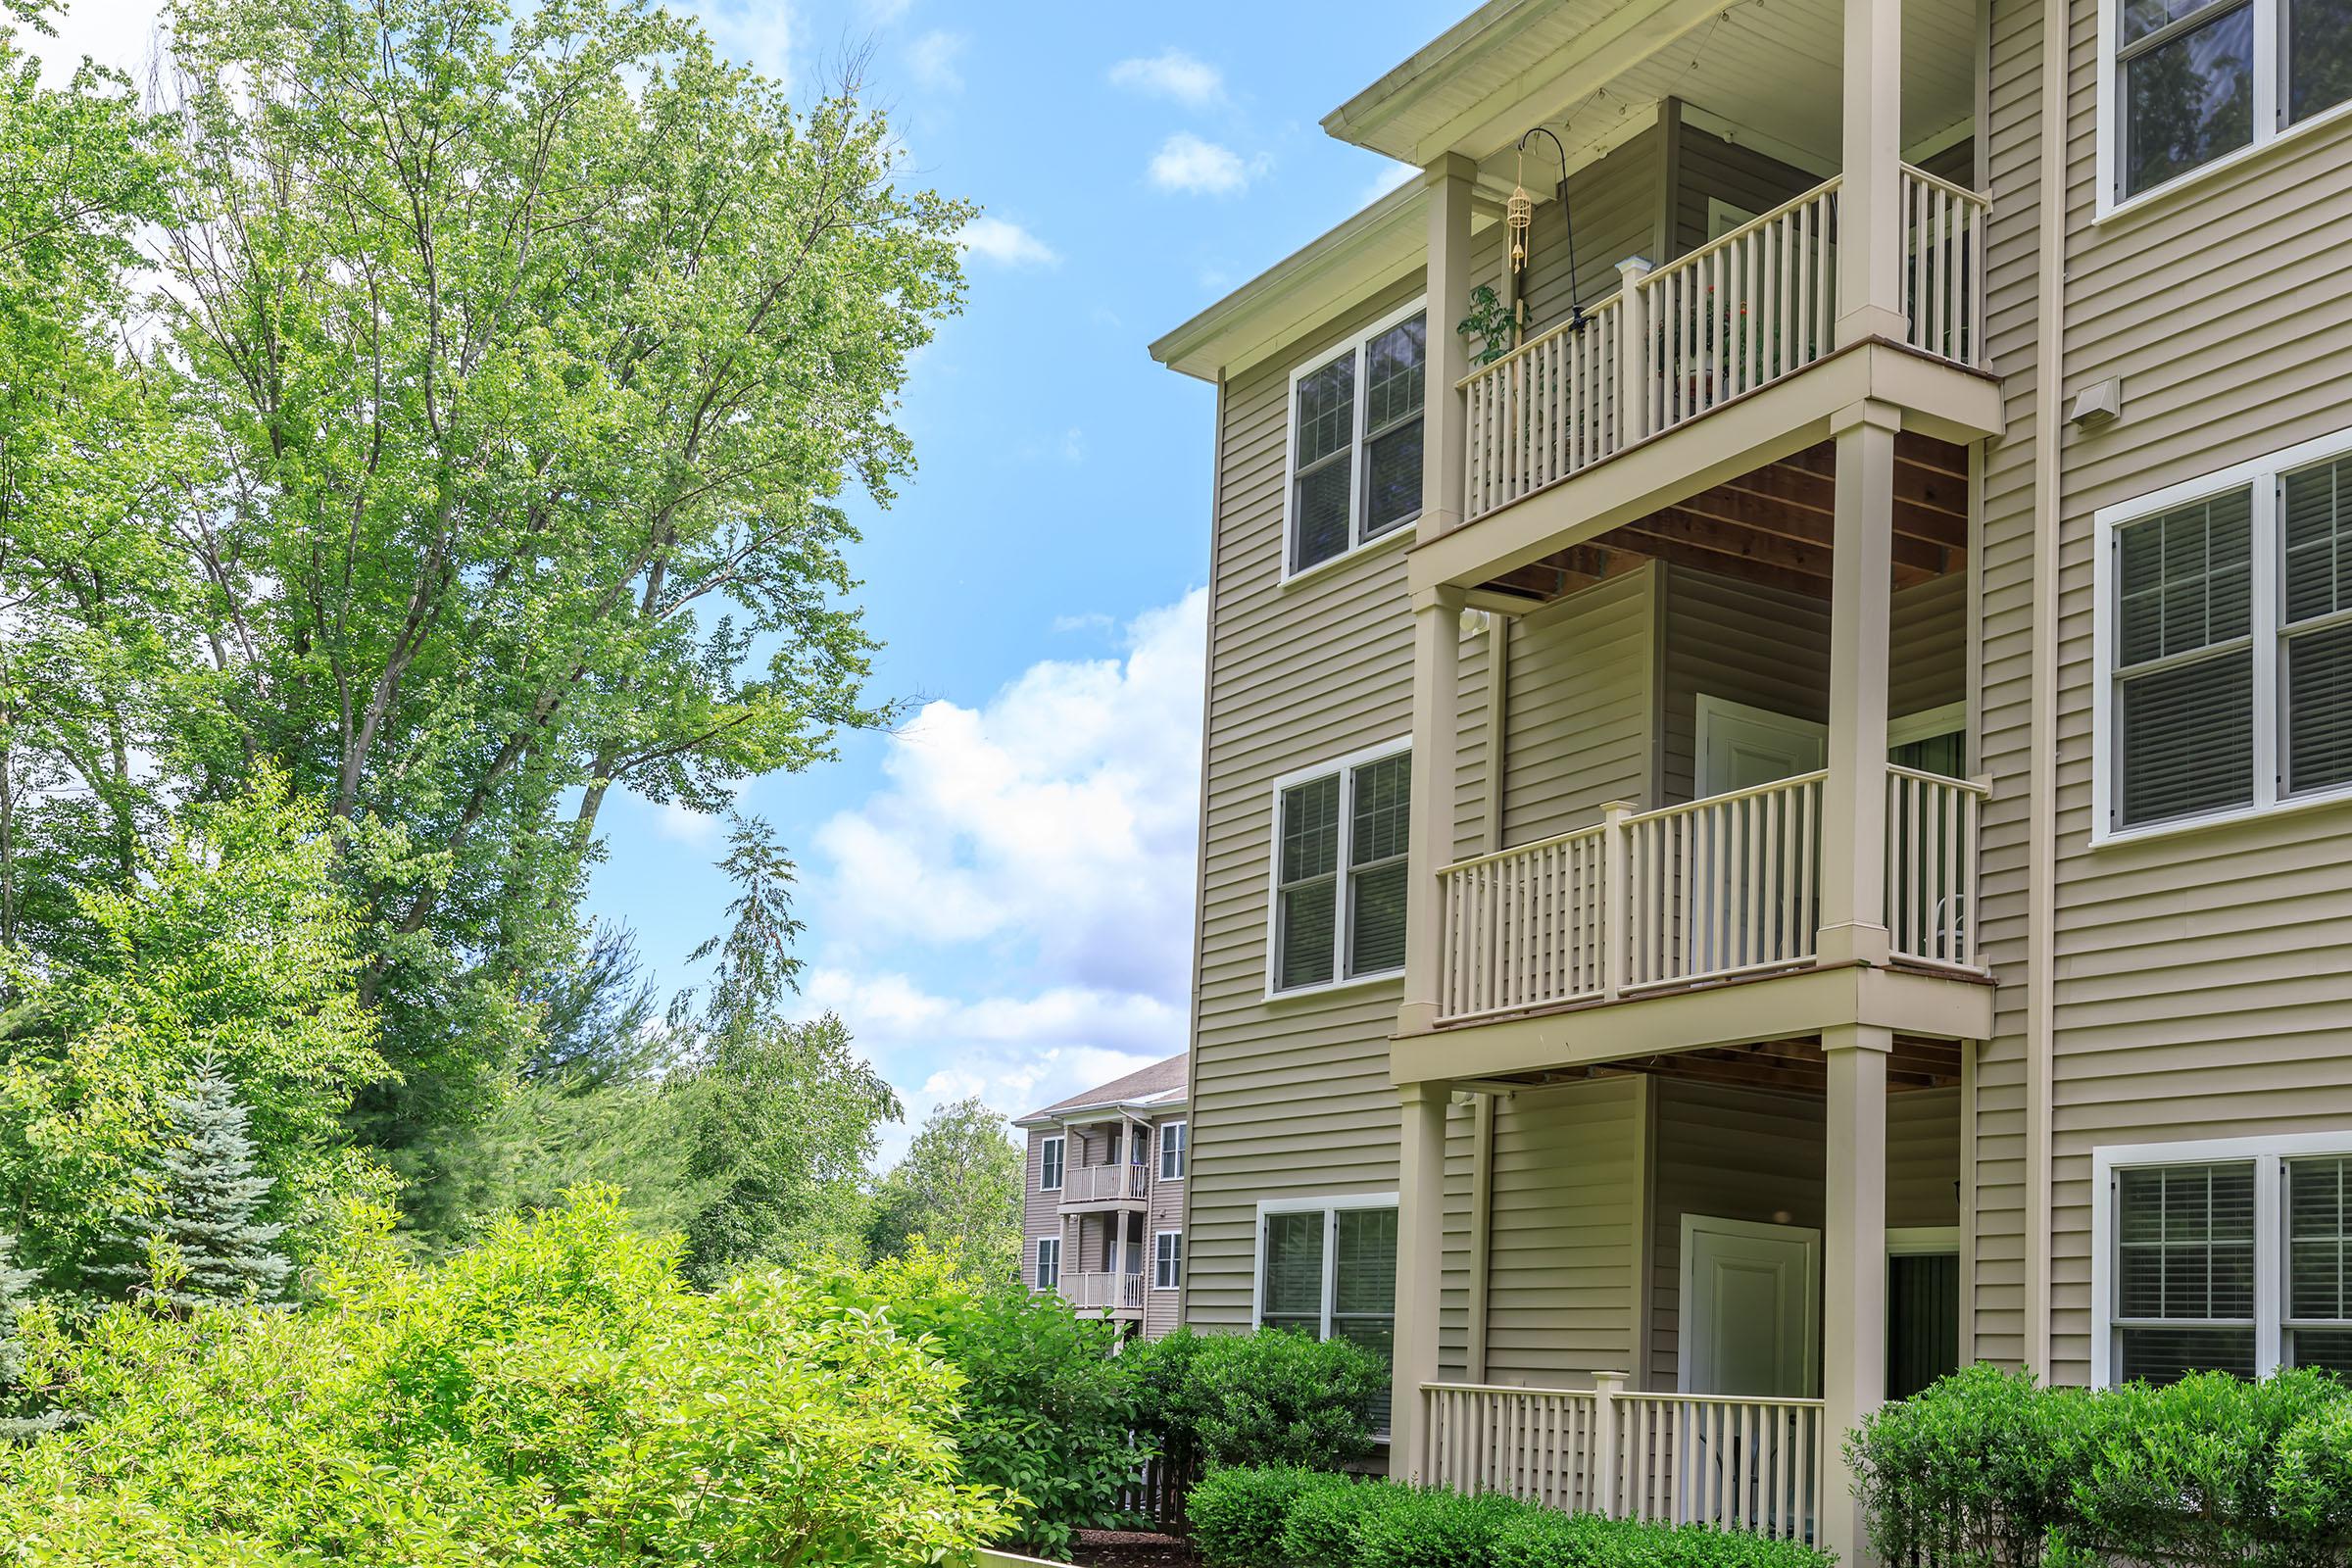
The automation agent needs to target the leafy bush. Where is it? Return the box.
[1197,1466,1834,1568]
[1849,1363,2352,1568]
[1190,1466,1349,1568]
[0,1191,1010,1564]
[805,1248,1143,1558]
[1129,1325,1392,1473]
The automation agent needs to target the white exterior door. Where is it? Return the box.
[1679,1214,1822,1396]
[1695,696,1828,796]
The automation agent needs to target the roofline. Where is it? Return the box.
[1148,175,1429,382]
[1012,1094,1189,1131]
[1319,0,1550,155]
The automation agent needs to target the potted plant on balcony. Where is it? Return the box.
[1457,283,1516,367]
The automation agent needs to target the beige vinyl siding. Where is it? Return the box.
[1483,1078,1647,1386]
[1501,568,1659,839]
[1669,119,1823,260]
[1963,0,2352,1383]
[1024,1130,1062,1289]
[1889,573,1970,723]
[1515,125,1666,345]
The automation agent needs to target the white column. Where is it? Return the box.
[1401,586,1467,1035]
[1821,1025,1890,1567]
[1421,154,1477,542]
[1818,402,1895,965]
[1389,1079,1450,1481]
[1838,0,1907,345]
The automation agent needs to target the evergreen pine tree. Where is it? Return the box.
[93,1061,291,1310]
[0,1231,60,1440]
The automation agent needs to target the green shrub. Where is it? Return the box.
[801,1248,1143,1558]
[1355,1485,1523,1568]
[1850,1363,2352,1568]
[1129,1325,1390,1473]
[0,1191,1011,1564]
[1279,1473,1413,1566]
[1488,1508,1639,1568]
[1190,1465,1348,1568]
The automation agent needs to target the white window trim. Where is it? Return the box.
[2092,421,2352,845]
[2095,0,2352,220]
[1153,1229,1184,1291]
[1158,1120,1188,1182]
[1035,1235,1061,1291]
[2089,1130,2352,1387]
[1039,1134,1065,1193]
[1280,297,1430,585]
[1248,1191,1400,1332]
[1265,737,1412,1000]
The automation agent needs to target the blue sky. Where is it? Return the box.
[34,0,1450,1162]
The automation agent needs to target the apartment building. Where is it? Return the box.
[1014,1054,1189,1340]
[1150,0,2352,1559]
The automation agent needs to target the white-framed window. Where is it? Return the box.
[1159,1121,1188,1181]
[1040,1135,1065,1193]
[1284,300,1428,579]
[1035,1236,1061,1292]
[2091,1132,2352,1386]
[2097,0,2352,213]
[1253,1194,1399,1427]
[1154,1230,1185,1291]
[1267,739,1411,996]
[2094,426,2352,841]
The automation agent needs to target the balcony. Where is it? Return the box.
[1057,1162,1149,1209]
[1059,1271,1144,1315]
[1458,168,1986,535]
[1437,766,1986,1027]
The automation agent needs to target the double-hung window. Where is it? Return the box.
[1257,1198,1399,1428]
[2094,1136,2352,1385]
[1285,302,1428,577]
[1270,742,1410,994]
[2103,0,2352,208]
[2097,428,2352,838]
[1159,1120,1188,1181]
[1153,1231,1184,1291]
[1035,1236,1061,1292]
[1040,1136,1065,1193]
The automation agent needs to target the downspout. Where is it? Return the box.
[1179,368,1227,1336]
[2025,0,2069,1380]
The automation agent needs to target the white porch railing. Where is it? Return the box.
[1059,1271,1144,1312]
[1460,166,1988,525]
[1059,1163,1148,1204]
[1438,768,1984,1024]
[1421,1380,1826,1541]
[1884,765,1987,971]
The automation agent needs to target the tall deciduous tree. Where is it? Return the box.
[867,1098,1025,1285]
[151,0,969,1160]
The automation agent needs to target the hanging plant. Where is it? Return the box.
[1457,284,1517,367]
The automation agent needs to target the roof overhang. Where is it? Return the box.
[1012,1095,1188,1132]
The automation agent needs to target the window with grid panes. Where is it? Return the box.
[1035,1236,1060,1291]
[2112,489,2255,828]
[1259,1210,1324,1334]
[1285,306,1427,575]
[1272,747,1410,992]
[1154,1231,1184,1291]
[2109,0,2352,203]
[1255,1202,1398,1431]
[2282,455,2352,795]
[1040,1136,1064,1192]
[2113,1161,2257,1382]
[2288,1156,2352,1373]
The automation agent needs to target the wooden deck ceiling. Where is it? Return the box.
[1486,1034,1965,1097]
[1483,432,1971,605]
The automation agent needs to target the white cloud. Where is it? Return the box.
[682,0,795,86]
[1362,161,1418,205]
[906,28,965,92]
[810,589,1206,1001]
[1107,47,1223,107]
[956,215,1060,269]
[1149,133,1257,196]
[22,0,165,83]
[861,0,912,22]
[1052,612,1114,635]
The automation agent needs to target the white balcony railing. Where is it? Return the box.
[1422,1379,1826,1541]
[1058,1163,1148,1204]
[1059,1271,1144,1312]
[1438,767,1984,1024]
[1461,166,1987,524]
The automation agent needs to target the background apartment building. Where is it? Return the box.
[1149,0,2352,1557]
[1015,1054,1189,1341]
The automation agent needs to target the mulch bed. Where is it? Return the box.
[1068,1527,1197,1568]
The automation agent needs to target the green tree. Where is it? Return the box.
[91,1060,293,1309]
[0,774,389,1292]
[150,0,972,1179]
[0,1229,56,1440]
[868,1097,1025,1283]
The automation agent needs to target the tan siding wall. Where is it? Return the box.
[1502,569,1660,840]
[1670,121,1821,259]
[1024,1130,1062,1292]
[1660,567,1832,805]
[1484,1078,1647,1386]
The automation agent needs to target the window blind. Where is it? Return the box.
[2113,489,2256,826]
[2116,1162,2257,1382]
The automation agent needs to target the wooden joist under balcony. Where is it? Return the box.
[1482,432,1970,606]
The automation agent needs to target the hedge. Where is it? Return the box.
[1848,1363,2352,1568]
[1189,1466,1835,1568]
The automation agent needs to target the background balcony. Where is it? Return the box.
[1058,1271,1144,1314]
[1057,1162,1149,1207]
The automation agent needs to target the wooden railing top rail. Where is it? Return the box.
[1899,161,1988,204]
[1455,288,1623,389]
[1612,1390,1828,1409]
[1886,762,1991,795]
[1436,818,1608,879]
[1624,768,1829,827]
[1419,1380,1602,1397]
[1636,172,1842,289]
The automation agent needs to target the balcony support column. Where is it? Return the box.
[1390,1078,1451,1481]
[1838,0,1907,345]
[1421,154,1478,542]
[1819,402,1895,966]
[1402,584,1467,1035]
[1821,1024,1890,1568]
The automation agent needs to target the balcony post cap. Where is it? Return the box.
[1614,255,1652,279]
[1599,799,1638,817]
[1591,1369,1632,1390]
